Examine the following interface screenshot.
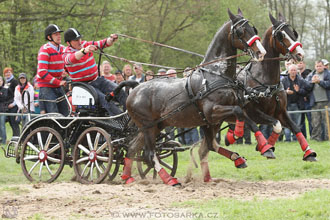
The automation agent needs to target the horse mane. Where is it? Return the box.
[201,21,231,64]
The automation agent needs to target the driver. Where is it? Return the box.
[62,28,127,116]
[36,24,69,116]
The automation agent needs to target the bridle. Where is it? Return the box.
[230,18,260,54]
[272,22,302,56]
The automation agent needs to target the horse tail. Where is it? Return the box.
[106,80,139,102]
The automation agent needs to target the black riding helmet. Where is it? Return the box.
[45,24,63,41]
[64,28,83,42]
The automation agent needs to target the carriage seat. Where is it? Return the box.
[71,82,106,116]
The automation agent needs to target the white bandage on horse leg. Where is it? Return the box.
[273,120,282,134]
[153,154,162,172]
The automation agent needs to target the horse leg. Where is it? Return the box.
[279,112,317,161]
[199,125,247,182]
[198,134,212,182]
[224,121,245,146]
[153,154,181,186]
[236,110,276,159]
[122,132,145,184]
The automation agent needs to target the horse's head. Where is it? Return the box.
[228,8,266,62]
[269,13,304,62]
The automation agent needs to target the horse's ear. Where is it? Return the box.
[237,8,243,16]
[228,8,236,21]
[278,12,286,22]
[269,12,277,25]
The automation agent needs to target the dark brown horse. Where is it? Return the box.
[120,9,269,186]
[225,13,316,161]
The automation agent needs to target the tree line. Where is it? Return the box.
[0,0,329,79]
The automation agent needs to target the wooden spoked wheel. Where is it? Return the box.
[20,127,65,183]
[73,127,113,184]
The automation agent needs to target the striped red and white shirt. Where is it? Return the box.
[63,39,110,82]
[36,42,65,88]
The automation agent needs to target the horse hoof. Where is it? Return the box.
[236,162,247,168]
[234,157,248,168]
[262,149,276,159]
[303,155,317,162]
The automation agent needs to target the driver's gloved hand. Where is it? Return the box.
[105,91,115,102]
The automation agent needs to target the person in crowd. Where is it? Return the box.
[36,24,69,116]
[322,59,329,70]
[297,61,312,138]
[0,76,8,145]
[129,64,145,83]
[280,59,293,80]
[33,78,41,114]
[115,70,125,84]
[122,64,133,81]
[166,69,177,78]
[157,68,166,76]
[3,67,20,136]
[14,73,35,126]
[281,64,309,141]
[101,61,116,82]
[63,28,127,116]
[306,60,330,141]
[145,70,154,81]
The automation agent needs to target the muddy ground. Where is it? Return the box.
[1,177,330,220]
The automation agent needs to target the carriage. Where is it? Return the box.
[2,82,186,184]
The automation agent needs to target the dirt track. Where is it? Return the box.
[1,178,330,219]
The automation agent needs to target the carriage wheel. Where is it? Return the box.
[137,143,178,179]
[73,127,113,184]
[20,127,65,183]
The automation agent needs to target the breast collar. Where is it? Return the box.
[242,63,283,102]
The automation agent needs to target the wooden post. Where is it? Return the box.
[326,106,330,142]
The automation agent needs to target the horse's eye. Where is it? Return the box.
[236,27,244,38]
[276,31,284,41]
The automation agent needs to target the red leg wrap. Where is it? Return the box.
[234,120,245,137]
[303,149,316,159]
[158,168,181,186]
[217,147,234,159]
[226,129,236,145]
[296,132,317,159]
[121,158,135,184]
[234,157,247,168]
[255,131,273,154]
[201,162,212,182]
[267,131,280,146]
[296,132,308,152]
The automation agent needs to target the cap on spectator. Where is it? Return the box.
[19,73,27,79]
[158,69,166,73]
[115,70,123,75]
[321,59,329,66]
[166,69,177,75]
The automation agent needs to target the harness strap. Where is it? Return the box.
[185,73,211,126]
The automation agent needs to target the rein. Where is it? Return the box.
[94,49,248,77]
[116,33,204,58]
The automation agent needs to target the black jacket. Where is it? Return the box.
[0,86,9,112]
[281,74,309,109]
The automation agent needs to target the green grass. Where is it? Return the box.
[174,139,330,181]
[174,189,330,220]
[1,137,330,185]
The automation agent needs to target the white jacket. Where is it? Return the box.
[14,83,35,113]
